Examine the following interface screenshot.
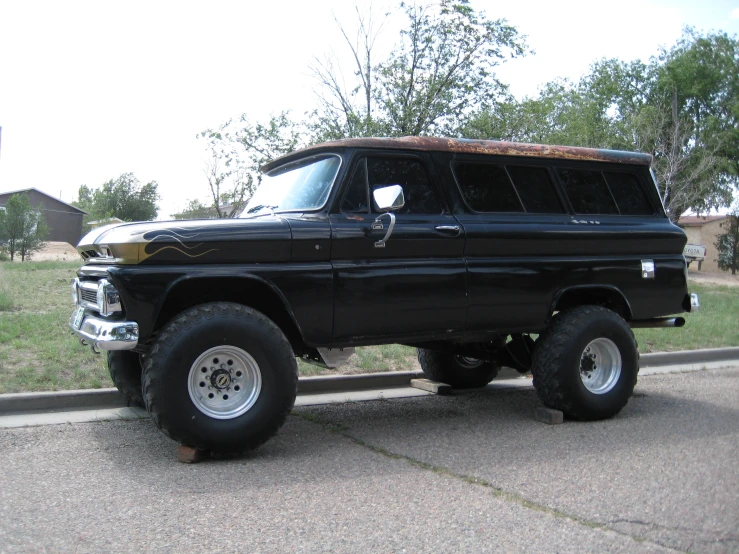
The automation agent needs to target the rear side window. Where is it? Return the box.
[453,162,564,214]
[603,172,653,215]
[558,169,619,215]
[506,166,564,214]
[453,163,523,212]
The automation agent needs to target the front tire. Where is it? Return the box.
[142,303,298,454]
[531,306,638,420]
[417,349,500,388]
[107,351,144,408]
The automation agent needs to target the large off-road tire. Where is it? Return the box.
[107,351,144,408]
[417,349,500,389]
[531,306,638,421]
[142,302,298,454]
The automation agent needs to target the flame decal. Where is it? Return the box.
[133,226,213,240]
[138,228,220,262]
[144,245,218,259]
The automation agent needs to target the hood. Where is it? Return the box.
[77,217,293,265]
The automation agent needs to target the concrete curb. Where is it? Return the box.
[639,347,739,367]
[297,370,423,394]
[1,347,738,415]
[0,388,127,414]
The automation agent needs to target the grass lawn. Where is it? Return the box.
[0,261,109,393]
[633,282,739,353]
[0,261,736,393]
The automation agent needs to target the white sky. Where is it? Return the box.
[0,0,737,220]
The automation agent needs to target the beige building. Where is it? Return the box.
[678,215,731,273]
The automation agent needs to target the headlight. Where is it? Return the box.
[96,279,122,316]
[72,279,79,305]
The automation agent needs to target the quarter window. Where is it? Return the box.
[603,172,653,215]
[558,169,619,215]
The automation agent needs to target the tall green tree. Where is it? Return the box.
[170,199,218,220]
[312,0,527,139]
[0,193,48,261]
[188,1,526,212]
[463,29,738,221]
[74,173,159,224]
[654,30,738,217]
[715,210,739,275]
[194,112,304,218]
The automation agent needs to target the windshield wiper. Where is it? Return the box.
[246,204,279,215]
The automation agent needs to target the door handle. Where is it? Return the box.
[434,225,461,236]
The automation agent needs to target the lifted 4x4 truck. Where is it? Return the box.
[69,137,699,454]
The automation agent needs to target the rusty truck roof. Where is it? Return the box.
[261,136,653,172]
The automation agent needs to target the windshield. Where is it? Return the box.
[242,155,342,216]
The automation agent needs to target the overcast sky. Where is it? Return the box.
[1,0,737,220]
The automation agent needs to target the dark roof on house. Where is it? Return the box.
[678,215,729,227]
[262,136,654,172]
[0,187,87,214]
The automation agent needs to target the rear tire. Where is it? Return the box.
[417,349,500,389]
[142,302,298,454]
[531,306,638,420]
[107,351,144,408]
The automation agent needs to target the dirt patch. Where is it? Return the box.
[17,241,80,262]
[689,270,739,288]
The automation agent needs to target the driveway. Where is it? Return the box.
[1,367,737,553]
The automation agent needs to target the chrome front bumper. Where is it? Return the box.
[70,307,139,351]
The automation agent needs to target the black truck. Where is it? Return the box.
[69,137,699,453]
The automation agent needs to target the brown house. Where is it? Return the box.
[678,215,730,273]
[0,188,87,246]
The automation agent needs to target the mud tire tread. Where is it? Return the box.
[417,348,500,389]
[142,302,298,454]
[107,351,144,408]
[531,305,638,420]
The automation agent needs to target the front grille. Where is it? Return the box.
[80,289,97,304]
[77,280,100,311]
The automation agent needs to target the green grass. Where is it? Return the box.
[298,344,419,376]
[0,260,736,393]
[633,282,739,353]
[0,260,84,272]
[0,289,14,311]
[0,260,109,393]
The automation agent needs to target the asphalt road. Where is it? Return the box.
[0,368,737,553]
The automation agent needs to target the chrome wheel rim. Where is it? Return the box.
[455,355,484,369]
[187,346,262,419]
[579,338,621,394]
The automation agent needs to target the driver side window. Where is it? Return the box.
[341,157,442,215]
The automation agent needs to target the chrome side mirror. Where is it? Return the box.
[372,185,405,212]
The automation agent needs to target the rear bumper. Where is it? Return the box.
[69,308,139,350]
